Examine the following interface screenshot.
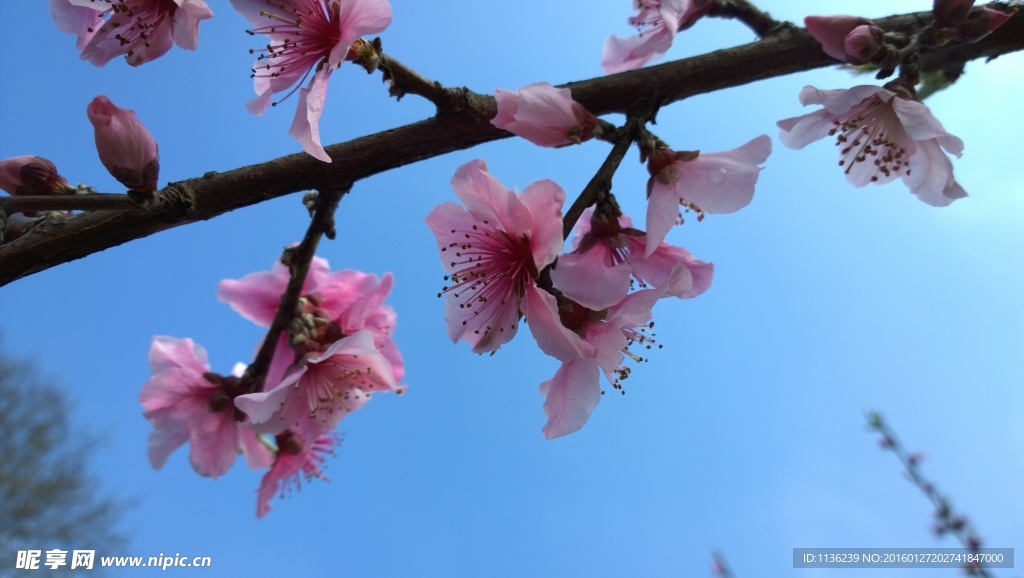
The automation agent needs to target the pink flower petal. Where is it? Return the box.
[540,358,602,440]
[549,247,632,311]
[519,178,566,269]
[522,287,595,362]
[288,68,333,163]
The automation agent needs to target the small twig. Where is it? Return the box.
[709,0,790,37]
[562,122,639,240]
[0,194,136,213]
[240,185,349,395]
[867,412,992,577]
[379,53,454,110]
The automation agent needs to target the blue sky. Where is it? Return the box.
[1,1,1021,576]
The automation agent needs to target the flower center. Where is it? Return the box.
[88,0,178,63]
[830,96,911,182]
[608,321,662,394]
[630,1,667,36]
[438,220,538,335]
[247,1,344,106]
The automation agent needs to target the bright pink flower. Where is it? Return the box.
[492,83,598,148]
[602,0,710,74]
[425,160,565,353]
[526,282,679,439]
[140,336,273,478]
[230,0,393,162]
[0,156,73,197]
[777,84,966,206]
[87,96,160,193]
[804,16,885,65]
[218,256,405,384]
[256,427,340,518]
[551,207,712,310]
[645,135,771,253]
[50,0,213,67]
[234,330,399,435]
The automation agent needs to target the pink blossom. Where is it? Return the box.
[425,160,565,354]
[87,96,160,193]
[50,0,213,67]
[777,84,966,206]
[230,0,393,162]
[234,330,399,435]
[492,83,598,148]
[645,135,771,253]
[804,16,885,65]
[140,336,273,478]
[526,283,677,439]
[602,0,710,74]
[256,427,340,518]
[218,256,405,384]
[551,207,712,310]
[0,156,73,197]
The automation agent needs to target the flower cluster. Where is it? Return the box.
[140,256,405,516]
[427,153,767,439]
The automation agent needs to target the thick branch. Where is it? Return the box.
[0,194,134,213]
[1,9,1022,286]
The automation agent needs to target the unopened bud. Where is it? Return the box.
[844,25,886,65]
[0,156,74,197]
[87,96,160,195]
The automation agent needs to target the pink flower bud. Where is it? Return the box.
[843,25,886,65]
[805,15,873,62]
[87,96,160,193]
[933,0,976,27]
[955,7,1012,42]
[0,155,73,196]
[492,83,598,148]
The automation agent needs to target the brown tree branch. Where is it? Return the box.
[240,187,348,396]
[1,9,1021,287]
[0,194,135,213]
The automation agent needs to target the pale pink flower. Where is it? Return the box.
[50,0,213,67]
[602,0,710,74]
[230,0,393,162]
[492,83,598,148]
[777,84,966,206]
[87,96,160,193]
[804,16,885,65]
[0,156,73,197]
[218,256,405,384]
[526,282,678,439]
[234,330,399,435]
[140,336,273,478]
[256,427,340,518]
[425,160,565,354]
[551,207,712,310]
[645,135,771,253]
